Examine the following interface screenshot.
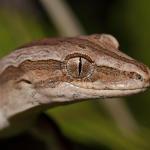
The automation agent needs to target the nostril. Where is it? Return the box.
[136,74,143,81]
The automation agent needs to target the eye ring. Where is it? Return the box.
[65,53,94,63]
[65,53,95,79]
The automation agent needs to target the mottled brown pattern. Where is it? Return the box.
[34,78,61,88]
[0,60,64,86]
[90,66,143,82]
[20,60,62,71]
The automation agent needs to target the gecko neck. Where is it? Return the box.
[0,81,38,118]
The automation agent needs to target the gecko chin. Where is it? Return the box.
[36,84,147,106]
[36,81,148,104]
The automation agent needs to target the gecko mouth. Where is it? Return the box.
[74,84,147,92]
[59,82,148,100]
[69,80,149,91]
[71,85,147,98]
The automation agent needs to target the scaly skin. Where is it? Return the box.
[0,34,150,137]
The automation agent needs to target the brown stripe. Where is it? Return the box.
[17,37,147,74]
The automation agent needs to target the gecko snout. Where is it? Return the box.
[147,67,150,85]
[142,66,150,88]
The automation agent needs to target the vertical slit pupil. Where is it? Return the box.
[79,57,82,76]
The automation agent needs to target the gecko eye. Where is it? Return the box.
[66,57,94,78]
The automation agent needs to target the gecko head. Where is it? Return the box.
[64,34,150,99]
[29,34,150,104]
[9,34,150,106]
[1,34,150,118]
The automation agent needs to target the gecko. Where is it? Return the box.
[0,34,149,137]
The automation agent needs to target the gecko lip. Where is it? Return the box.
[69,80,149,91]
[65,84,147,99]
[74,85,148,91]
[67,83,146,92]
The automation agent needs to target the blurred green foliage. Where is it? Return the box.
[0,0,150,150]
